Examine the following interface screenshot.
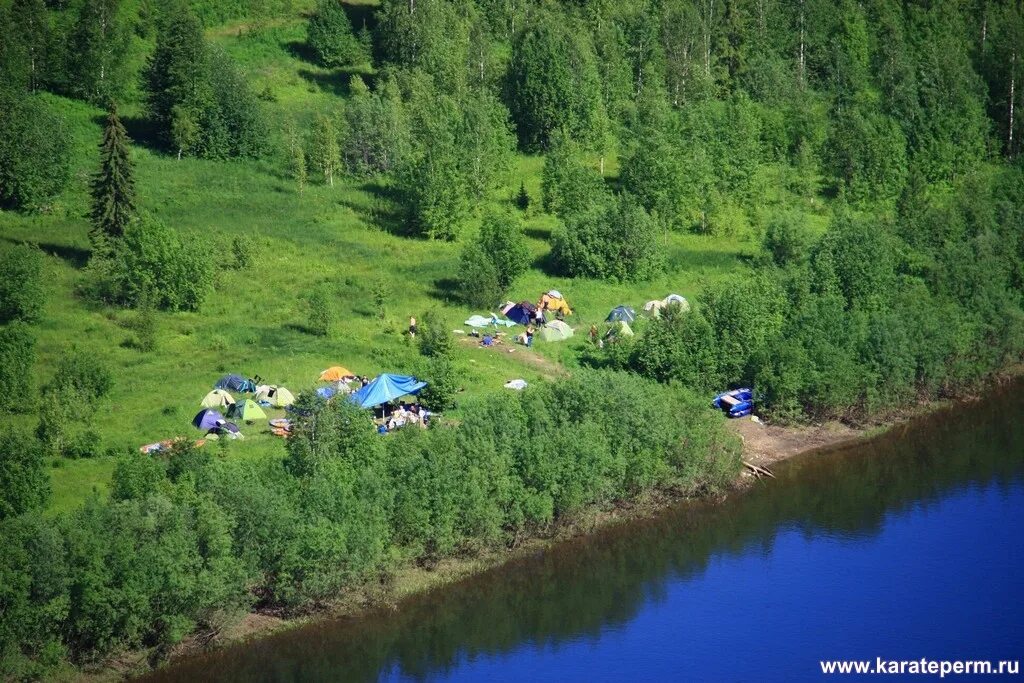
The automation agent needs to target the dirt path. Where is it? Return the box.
[457,335,569,380]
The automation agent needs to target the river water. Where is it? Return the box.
[146,385,1024,682]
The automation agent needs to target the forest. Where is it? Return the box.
[1,0,1023,676]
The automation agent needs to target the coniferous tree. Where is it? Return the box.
[90,104,136,252]
[145,4,211,154]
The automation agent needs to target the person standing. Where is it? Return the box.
[409,316,417,338]
[526,324,535,347]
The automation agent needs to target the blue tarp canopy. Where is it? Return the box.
[349,374,427,408]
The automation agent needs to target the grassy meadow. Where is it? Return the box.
[0,6,821,515]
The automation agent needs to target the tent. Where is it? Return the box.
[227,399,267,421]
[208,421,241,437]
[255,385,296,407]
[606,305,636,323]
[349,373,427,409]
[192,409,225,431]
[663,294,690,311]
[502,301,537,325]
[606,320,634,338]
[201,389,235,409]
[643,300,665,315]
[540,320,574,342]
[215,374,255,392]
[316,386,336,400]
[540,292,572,317]
[319,366,354,382]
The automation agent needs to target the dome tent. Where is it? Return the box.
[201,389,235,409]
[606,305,636,323]
[501,301,538,325]
[539,320,574,342]
[192,409,225,431]
[254,385,295,407]
[227,399,267,421]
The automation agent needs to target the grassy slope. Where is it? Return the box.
[0,9,802,515]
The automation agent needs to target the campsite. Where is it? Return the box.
[2,0,1024,678]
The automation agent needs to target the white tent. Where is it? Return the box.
[254,385,296,407]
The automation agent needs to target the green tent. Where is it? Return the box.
[540,320,574,342]
[227,399,267,421]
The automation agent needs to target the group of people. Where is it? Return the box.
[379,402,431,432]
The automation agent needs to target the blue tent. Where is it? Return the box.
[502,301,537,325]
[192,409,225,431]
[214,374,255,392]
[316,386,336,400]
[606,305,636,323]
[349,374,427,409]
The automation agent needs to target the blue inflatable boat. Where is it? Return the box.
[712,388,754,418]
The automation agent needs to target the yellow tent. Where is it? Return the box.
[319,366,354,382]
[200,389,235,409]
[541,293,572,317]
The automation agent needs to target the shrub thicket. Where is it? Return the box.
[0,322,36,413]
[0,94,70,211]
[552,194,665,282]
[0,244,45,324]
[0,369,738,673]
[85,217,213,312]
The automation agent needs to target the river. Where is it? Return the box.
[145,385,1024,682]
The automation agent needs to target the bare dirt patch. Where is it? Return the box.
[457,335,569,379]
[728,416,864,482]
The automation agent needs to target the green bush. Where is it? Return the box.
[0,94,71,211]
[306,286,333,337]
[0,322,36,413]
[763,211,814,267]
[419,353,458,411]
[307,0,365,67]
[85,217,213,312]
[110,453,166,501]
[417,310,454,358]
[457,209,529,306]
[0,430,49,520]
[457,243,503,308]
[552,194,665,282]
[0,244,45,324]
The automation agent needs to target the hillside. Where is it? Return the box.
[1,0,1023,676]
[1,5,770,512]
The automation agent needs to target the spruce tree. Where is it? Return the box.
[90,104,136,251]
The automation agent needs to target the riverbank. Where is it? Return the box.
[94,419,865,681]
[104,376,1024,682]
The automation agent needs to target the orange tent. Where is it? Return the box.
[319,366,355,382]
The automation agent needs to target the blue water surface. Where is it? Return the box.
[400,481,1022,682]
